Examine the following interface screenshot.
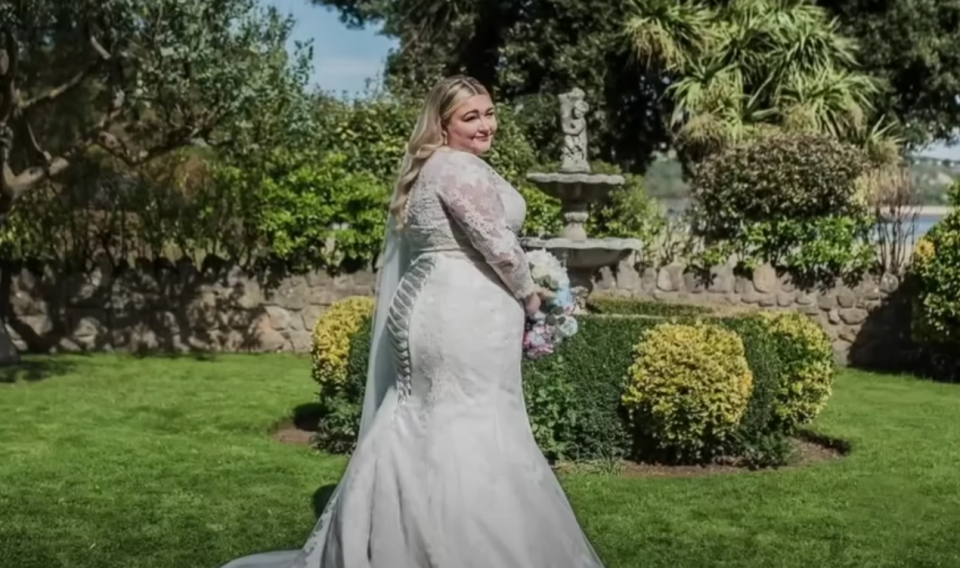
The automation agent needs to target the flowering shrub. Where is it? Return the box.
[622,321,754,463]
[310,296,374,396]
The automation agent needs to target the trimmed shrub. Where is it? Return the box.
[691,132,873,281]
[758,311,834,431]
[910,184,960,349]
[712,315,790,467]
[586,296,714,317]
[310,307,834,467]
[622,322,753,463]
[314,315,372,453]
[310,296,374,396]
[693,132,867,236]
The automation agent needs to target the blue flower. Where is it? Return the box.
[553,286,575,310]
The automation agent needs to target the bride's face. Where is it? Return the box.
[444,94,497,155]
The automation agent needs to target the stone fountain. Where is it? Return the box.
[520,87,642,309]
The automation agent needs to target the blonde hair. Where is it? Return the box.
[390,75,489,227]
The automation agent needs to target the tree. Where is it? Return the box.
[624,0,889,169]
[314,0,670,172]
[816,0,960,148]
[0,0,314,228]
[0,0,314,361]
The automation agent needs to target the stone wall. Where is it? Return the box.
[593,261,912,367]
[1,258,375,354]
[1,257,912,367]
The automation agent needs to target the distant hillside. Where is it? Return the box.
[642,155,959,205]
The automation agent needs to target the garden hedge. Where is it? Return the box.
[310,297,835,467]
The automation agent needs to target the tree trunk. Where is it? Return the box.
[0,264,21,364]
[0,318,21,364]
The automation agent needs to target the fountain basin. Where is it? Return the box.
[520,236,641,271]
[526,172,625,202]
[527,172,626,241]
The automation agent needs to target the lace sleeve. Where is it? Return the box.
[436,161,536,300]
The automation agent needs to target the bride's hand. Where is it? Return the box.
[536,287,555,301]
[523,293,541,317]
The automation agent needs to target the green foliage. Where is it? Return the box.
[313,315,372,454]
[0,0,314,210]
[521,356,581,461]
[586,296,713,317]
[310,296,375,394]
[314,0,668,174]
[692,133,875,281]
[718,315,793,467]
[622,322,754,464]
[586,167,664,259]
[314,304,836,468]
[626,0,883,166]
[820,0,960,147]
[758,312,835,431]
[212,151,389,273]
[909,187,960,349]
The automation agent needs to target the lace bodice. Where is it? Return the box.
[403,149,536,299]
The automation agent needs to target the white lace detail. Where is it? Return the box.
[404,149,536,299]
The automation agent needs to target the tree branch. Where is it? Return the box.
[95,123,206,167]
[0,90,126,199]
[18,26,113,112]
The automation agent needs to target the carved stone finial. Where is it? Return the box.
[558,88,589,173]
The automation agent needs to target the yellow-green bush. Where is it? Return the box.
[622,322,753,462]
[909,182,960,349]
[757,312,834,432]
[310,296,374,395]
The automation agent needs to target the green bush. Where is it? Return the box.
[586,296,714,317]
[757,311,835,431]
[720,315,794,466]
[691,132,874,281]
[313,314,372,454]
[911,182,960,347]
[622,322,754,464]
[311,307,835,467]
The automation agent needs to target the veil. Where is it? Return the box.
[357,213,409,441]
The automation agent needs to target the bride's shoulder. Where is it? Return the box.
[424,148,492,178]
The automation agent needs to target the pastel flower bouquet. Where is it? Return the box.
[522,249,579,359]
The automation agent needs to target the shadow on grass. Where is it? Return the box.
[311,484,338,519]
[292,402,324,432]
[0,357,82,384]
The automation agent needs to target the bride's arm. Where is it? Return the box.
[437,162,536,300]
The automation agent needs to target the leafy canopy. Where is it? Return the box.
[0,0,314,217]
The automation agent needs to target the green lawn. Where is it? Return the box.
[1,354,959,568]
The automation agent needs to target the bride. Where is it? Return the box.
[220,75,606,568]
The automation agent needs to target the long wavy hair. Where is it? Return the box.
[390,75,488,228]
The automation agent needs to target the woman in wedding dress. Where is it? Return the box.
[220,75,605,568]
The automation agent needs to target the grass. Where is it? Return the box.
[1,354,959,568]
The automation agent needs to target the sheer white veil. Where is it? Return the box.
[357,204,409,441]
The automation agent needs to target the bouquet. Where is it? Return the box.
[522,249,579,359]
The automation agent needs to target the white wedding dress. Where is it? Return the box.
[220,148,605,568]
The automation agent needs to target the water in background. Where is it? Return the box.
[656,198,945,238]
[915,214,940,236]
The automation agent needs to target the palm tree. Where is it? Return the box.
[624,0,895,166]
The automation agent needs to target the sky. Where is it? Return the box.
[269,0,960,160]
